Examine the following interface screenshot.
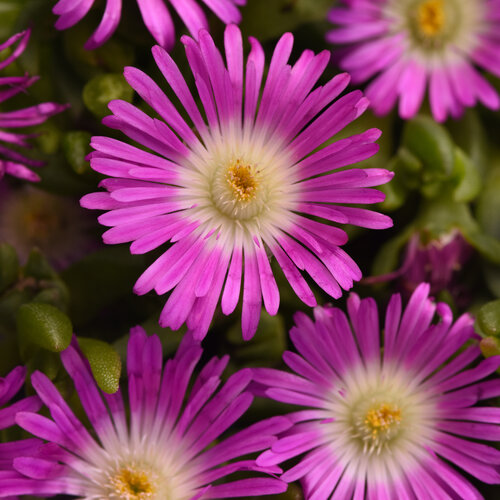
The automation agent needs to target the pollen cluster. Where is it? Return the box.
[417,0,445,37]
[226,159,259,202]
[364,403,402,440]
[351,399,404,455]
[109,467,156,499]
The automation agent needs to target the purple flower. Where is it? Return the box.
[0,366,42,500]
[81,24,393,340]
[0,30,68,183]
[52,0,246,50]
[365,230,474,304]
[327,0,500,121]
[0,184,99,269]
[1,327,290,498]
[253,283,500,498]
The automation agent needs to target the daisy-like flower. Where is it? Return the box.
[0,366,42,500]
[253,283,500,498]
[81,24,393,340]
[2,327,290,498]
[0,30,68,183]
[0,184,99,269]
[327,0,500,121]
[52,0,246,50]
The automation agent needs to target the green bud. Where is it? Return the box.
[78,338,122,394]
[63,131,92,175]
[477,300,500,337]
[480,337,500,358]
[16,303,72,353]
[83,73,134,118]
[0,243,19,293]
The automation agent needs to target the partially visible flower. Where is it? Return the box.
[327,0,500,121]
[81,24,393,340]
[365,230,473,302]
[0,30,68,183]
[253,284,500,498]
[52,0,246,50]
[0,184,99,269]
[2,327,290,498]
[0,366,42,500]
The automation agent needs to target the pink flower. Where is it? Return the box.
[0,30,68,183]
[253,284,500,498]
[2,329,290,498]
[81,25,393,340]
[327,0,500,121]
[52,0,246,50]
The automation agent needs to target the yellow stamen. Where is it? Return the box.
[364,403,402,441]
[417,0,446,37]
[110,467,155,499]
[226,160,259,202]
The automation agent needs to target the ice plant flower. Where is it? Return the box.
[52,0,246,50]
[365,230,473,303]
[253,283,500,498]
[0,30,68,183]
[81,24,393,340]
[2,327,290,498]
[0,366,42,499]
[327,0,500,121]
[0,184,99,269]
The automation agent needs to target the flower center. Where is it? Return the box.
[226,160,259,202]
[350,396,405,455]
[109,467,157,499]
[416,0,445,37]
[363,403,402,443]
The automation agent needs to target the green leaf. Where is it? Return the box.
[0,243,19,293]
[477,168,500,240]
[83,73,134,118]
[451,148,481,203]
[24,248,57,281]
[227,310,286,367]
[61,246,147,327]
[63,131,92,175]
[16,303,72,353]
[78,338,122,394]
[402,116,455,179]
[477,299,500,337]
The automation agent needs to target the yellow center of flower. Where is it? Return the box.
[226,160,259,202]
[110,467,156,499]
[416,0,445,37]
[364,403,402,439]
[352,400,403,455]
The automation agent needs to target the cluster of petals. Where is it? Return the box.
[0,366,42,500]
[52,0,246,50]
[327,0,500,121]
[1,327,290,498]
[0,30,68,183]
[252,283,500,498]
[81,24,393,340]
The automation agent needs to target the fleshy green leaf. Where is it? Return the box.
[0,243,19,293]
[402,116,455,178]
[78,338,122,394]
[83,73,134,118]
[63,131,92,175]
[477,299,500,337]
[451,148,481,203]
[16,303,72,353]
